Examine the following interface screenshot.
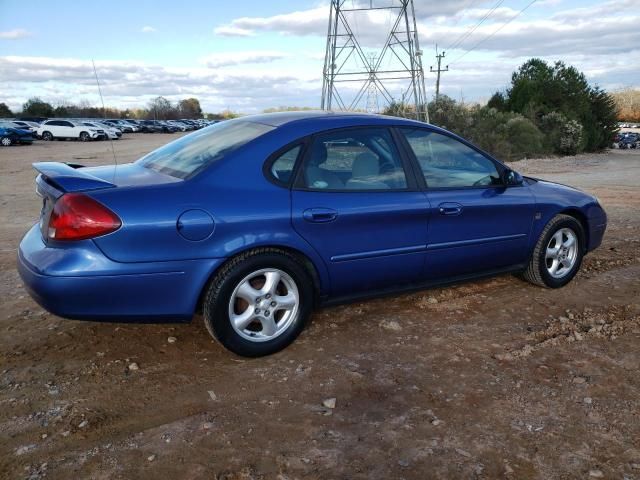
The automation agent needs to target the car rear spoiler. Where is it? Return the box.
[33,162,116,193]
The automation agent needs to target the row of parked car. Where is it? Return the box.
[0,117,216,146]
[612,132,640,149]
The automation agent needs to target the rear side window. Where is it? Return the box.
[270,145,301,185]
[138,120,274,179]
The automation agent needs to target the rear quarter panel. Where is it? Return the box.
[89,132,331,294]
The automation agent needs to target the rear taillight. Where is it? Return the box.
[48,193,121,241]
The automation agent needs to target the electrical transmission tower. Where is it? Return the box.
[365,54,379,113]
[321,0,429,122]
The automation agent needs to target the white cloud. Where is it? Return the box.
[214,1,480,38]
[0,55,320,113]
[0,29,32,39]
[423,15,640,61]
[215,7,328,37]
[213,25,254,37]
[200,51,289,68]
[141,26,157,33]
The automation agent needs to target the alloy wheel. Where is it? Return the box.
[228,268,300,342]
[545,228,578,278]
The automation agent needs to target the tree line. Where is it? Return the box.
[612,88,640,122]
[0,96,239,120]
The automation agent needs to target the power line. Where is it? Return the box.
[432,0,479,47]
[445,0,506,51]
[449,0,537,65]
[446,0,481,31]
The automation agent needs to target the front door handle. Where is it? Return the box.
[303,207,338,223]
[438,202,463,216]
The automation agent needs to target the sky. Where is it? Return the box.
[1,0,639,114]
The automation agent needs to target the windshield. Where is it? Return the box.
[137,120,274,179]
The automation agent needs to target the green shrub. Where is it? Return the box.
[558,119,583,155]
[495,58,617,152]
[539,112,584,155]
[422,99,545,161]
[503,116,545,159]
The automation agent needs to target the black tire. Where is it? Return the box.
[79,131,90,142]
[522,214,585,288]
[42,131,53,141]
[1,136,12,147]
[203,248,314,357]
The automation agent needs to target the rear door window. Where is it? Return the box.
[299,127,408,190]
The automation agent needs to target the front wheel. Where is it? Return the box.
[522,214,584,288]
[79,131,90,142]
[42,131,53,141]
[203,249,313,357]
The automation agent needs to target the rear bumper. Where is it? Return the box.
[18,224,223,323]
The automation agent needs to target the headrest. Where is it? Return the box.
[352,152,379,178]
[309,142,328,166]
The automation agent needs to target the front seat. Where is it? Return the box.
[345,152,389,189]
[305,142,344,189]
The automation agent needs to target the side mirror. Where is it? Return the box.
[503,169,524,186]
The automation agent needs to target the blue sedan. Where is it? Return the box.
[18,112,607,356]
[1,125,35,146]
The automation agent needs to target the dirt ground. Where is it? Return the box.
[1,134,639,480]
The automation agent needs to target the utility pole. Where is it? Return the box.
[430,45,448,101]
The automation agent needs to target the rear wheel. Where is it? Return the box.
[1,136,12,146]
[42,131,53,141]
[522,214,584,288]
[203,248,313,357]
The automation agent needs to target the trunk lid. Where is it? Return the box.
[33,162,181,241]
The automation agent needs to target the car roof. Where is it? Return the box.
[242,110,429,128]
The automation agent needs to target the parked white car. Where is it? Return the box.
[37,119,103,141]
[83,121,121,140]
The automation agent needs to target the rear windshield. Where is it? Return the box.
[138,120,274,179]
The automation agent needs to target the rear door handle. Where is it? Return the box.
[438,202,463,216]
[303,208,338,223]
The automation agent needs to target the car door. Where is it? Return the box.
[58,120,75,138]
[43,120,60,137]
[397,127,535,280]
[290,126,430,297]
